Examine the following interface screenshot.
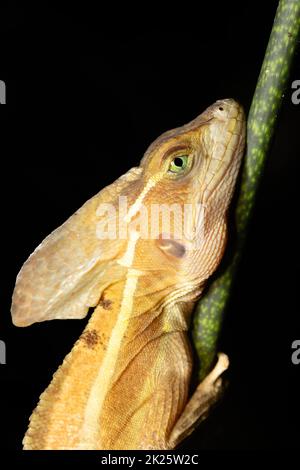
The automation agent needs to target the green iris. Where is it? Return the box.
[168,155,189,174]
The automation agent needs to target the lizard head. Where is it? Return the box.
[134,98,246,288]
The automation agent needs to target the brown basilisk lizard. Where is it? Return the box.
[11,99,245,450]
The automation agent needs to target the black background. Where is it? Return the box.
[0,0,300,453]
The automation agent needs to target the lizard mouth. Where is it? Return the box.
[200,99,246,203]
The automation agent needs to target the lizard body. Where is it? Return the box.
[11,99,245,449]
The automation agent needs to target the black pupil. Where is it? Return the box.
[174,157,183,167]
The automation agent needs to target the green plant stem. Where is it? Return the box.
[193,0,300,380]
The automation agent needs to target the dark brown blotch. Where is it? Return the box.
[81,329,99,349]
[99,296,113,310]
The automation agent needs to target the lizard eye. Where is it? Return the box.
[168,155,189,174]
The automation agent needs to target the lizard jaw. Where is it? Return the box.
[199,99,246,204]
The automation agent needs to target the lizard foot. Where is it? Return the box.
[168,352,229,448]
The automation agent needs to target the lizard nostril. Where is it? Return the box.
[218,106,224,111]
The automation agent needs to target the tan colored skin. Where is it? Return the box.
[11,99,245,450]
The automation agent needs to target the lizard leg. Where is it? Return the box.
[168,352,229,449]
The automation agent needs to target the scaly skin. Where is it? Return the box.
[11,99,245,449]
